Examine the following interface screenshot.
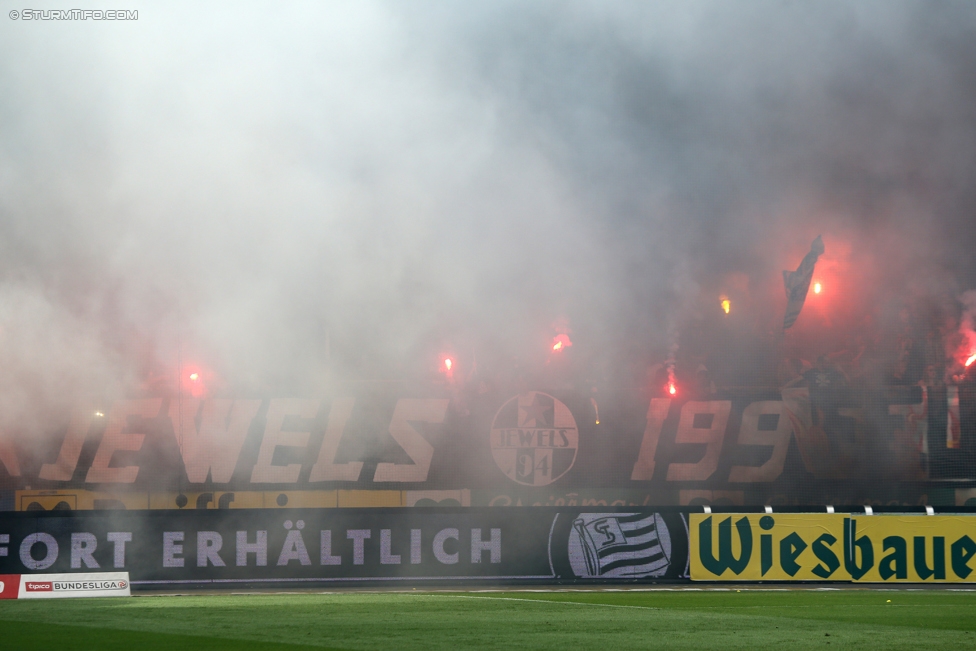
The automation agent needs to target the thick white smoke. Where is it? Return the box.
[1,1,975,444]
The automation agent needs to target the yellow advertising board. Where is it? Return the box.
[849,516,976,583]
[691,513,976,583]
[690,513,849,581]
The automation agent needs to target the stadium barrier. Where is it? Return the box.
[0,508,689,588]
[3,508,976,588]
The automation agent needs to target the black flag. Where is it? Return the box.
[783,235,824,329]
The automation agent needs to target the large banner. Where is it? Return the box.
[690,514,976,583]
[0,509,690,587]
[1,385,974,508]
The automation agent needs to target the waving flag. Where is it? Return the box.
[783,235,825,329]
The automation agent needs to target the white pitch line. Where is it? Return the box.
[412,593,660,611]
[410,594,963,612]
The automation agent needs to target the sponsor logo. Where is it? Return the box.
[691,514,976,582]
[691,514,846,581]
[17,573,131,599]
[568,513,672,578]
[490,392,578,486]
[51,581,127,591]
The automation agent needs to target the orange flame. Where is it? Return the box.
[720,297,730,314]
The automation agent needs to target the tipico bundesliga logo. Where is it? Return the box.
[490,392,578,486]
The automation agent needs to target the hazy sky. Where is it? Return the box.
[1,1,975,428]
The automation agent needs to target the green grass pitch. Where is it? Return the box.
[1,589,975,650]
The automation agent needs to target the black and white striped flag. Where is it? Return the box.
[572,513,672,578]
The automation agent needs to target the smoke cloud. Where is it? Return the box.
[1,1,975,439]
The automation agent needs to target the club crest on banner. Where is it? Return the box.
[567,513,672,578]
[490,392,578,486]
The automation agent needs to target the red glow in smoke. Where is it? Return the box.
[665,360,677,396]
[439,355,455,379]
[181,366,207,398]
[552,333,572,352]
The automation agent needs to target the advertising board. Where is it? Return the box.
[690,514,976,583]
[0,509,690,587]
[18,572,130,598]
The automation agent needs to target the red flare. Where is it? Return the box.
[439,355,455,380]
[551,333,572,352]
[181,365,207,398]
[966,353,976,368]
[668,382,676,396]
